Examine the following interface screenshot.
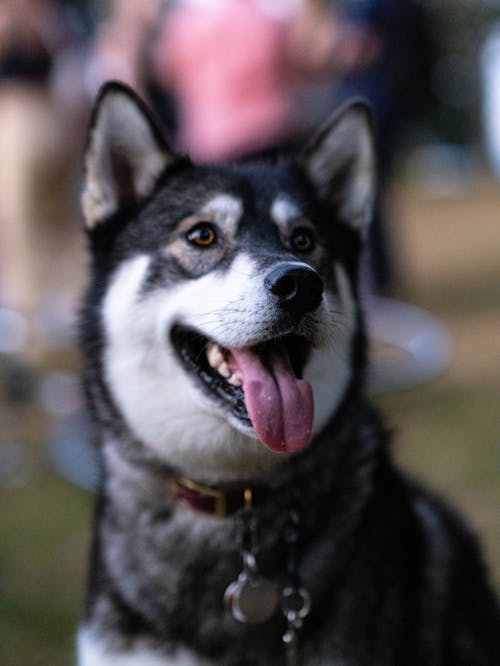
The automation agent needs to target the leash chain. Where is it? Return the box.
[280,509,311,666]
[224,491,280,625]
[224,493,312,665]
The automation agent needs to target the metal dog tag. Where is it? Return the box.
[224,552,279,624]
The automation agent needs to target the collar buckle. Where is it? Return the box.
[172,476,228,517]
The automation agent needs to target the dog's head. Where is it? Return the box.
[81,82,375,482]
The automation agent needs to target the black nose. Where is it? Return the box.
[265,263,323,314]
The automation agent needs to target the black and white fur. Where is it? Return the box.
[78,82,500,665]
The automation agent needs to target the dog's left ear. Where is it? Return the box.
[297,100,375,236]
[82,81,174,228]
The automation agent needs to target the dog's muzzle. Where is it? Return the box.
[264,263,323,315]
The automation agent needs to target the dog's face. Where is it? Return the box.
[81,83,375,482]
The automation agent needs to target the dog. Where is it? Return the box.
[77,82,500,665]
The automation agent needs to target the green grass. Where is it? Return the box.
[376,382,500,591]
[0,471,92,666]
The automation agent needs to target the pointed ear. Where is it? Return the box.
[82,82,174,228]
[297,100,376,236]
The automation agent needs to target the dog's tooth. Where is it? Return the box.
[228,373,243,387]
[218,361,231,378]
[207,341,224,368]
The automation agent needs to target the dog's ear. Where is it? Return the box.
[297,100,375,236]
[82,82,173,228]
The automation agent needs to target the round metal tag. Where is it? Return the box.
[224,573,279,624]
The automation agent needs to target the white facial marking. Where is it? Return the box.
[168,253,272,348]
[270,196,300,227]
[303,263,355,438]
[102,249,356,480]
[102,253,151,339]
[102,253,283,481]
[201,193,243,230]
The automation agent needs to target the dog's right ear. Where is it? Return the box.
[82,82,174,228]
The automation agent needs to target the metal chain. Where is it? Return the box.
[280,510,311,666]
[224,491,312,664]
[224,493,280,625]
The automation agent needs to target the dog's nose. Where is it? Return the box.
[265,263,323,314]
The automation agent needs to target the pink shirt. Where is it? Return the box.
[154,1,300,161]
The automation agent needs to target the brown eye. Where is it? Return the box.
[291,227,315,253]
[186,223,217,248]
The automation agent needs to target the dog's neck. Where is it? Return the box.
[98,397,383,533]
[93,398,387,637]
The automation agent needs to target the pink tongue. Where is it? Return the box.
[229,346,314,453]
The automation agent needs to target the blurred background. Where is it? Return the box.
[0,1,499,664]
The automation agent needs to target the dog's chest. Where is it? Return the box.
[78,629,214,665]
[78,626,349,666]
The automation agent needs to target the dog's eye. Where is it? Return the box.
[291,228,315,253]
[186,223,217,248]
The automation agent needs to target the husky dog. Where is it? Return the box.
[78,82,500,666]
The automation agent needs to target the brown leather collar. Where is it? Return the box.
[170,476,267,517]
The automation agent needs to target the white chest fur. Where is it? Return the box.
[78,628,214,666]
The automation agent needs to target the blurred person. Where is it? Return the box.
[328,0,434,295]
[0,0,88,357]
[83,0,162,98]
[152,0,313,162]
[151,0,377,161]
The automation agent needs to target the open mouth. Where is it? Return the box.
[171,326,314,453]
